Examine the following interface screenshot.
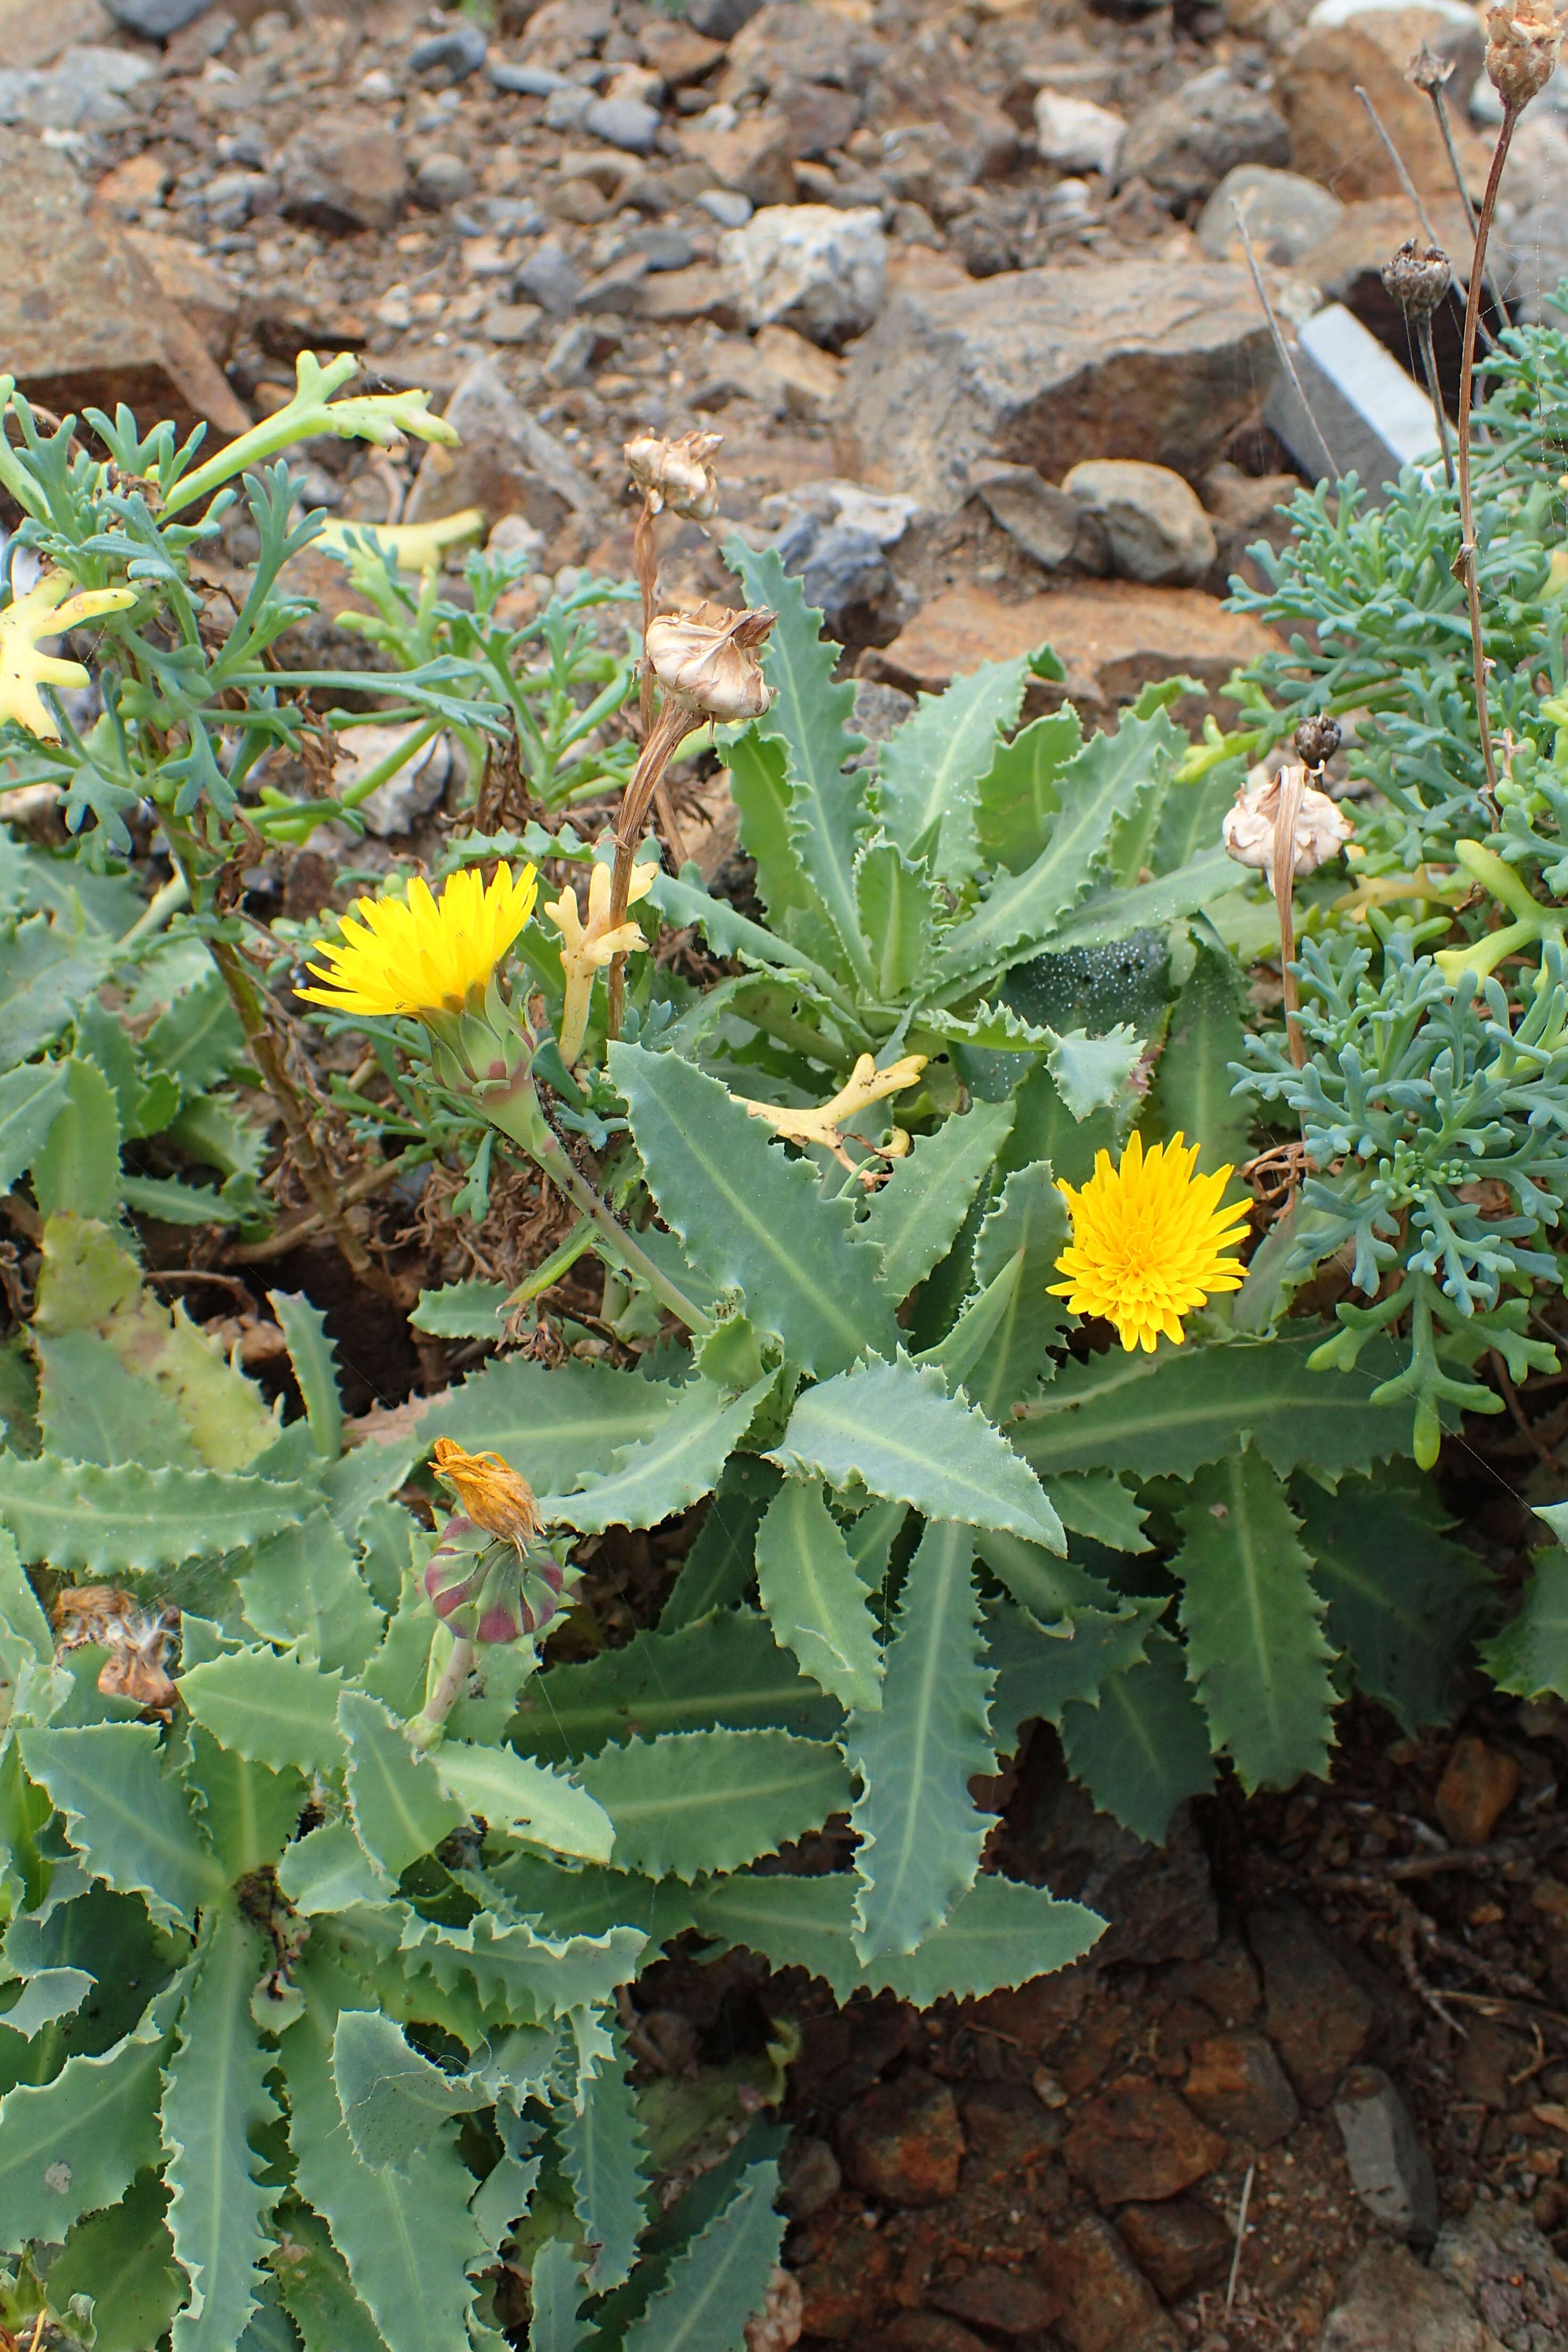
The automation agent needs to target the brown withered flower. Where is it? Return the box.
[1484,0,1566,110]
[1408,40,1454,88]
[1293,714,1343,770]
[53,1585,179,1716]
[1382,239,1451,320]
[624,429,723,522]
[1222,762,1352,891]
[644,601,778,723]
[431,1437,543,1553]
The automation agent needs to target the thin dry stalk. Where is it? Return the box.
[1454,103,1520,820]
[1231,203,1339,478]
[606,698,691,1036]
[1417,313,1456,485]
[1225,2164,1255,2313]
[1354,82,1443,243]
[1272,765,1310,1069]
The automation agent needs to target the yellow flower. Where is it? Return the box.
[432,1436,543,1550]
[0,571,136,742]
[542,857,658,1064]
[1049,1130,1250,1354]
[299,862,538,1019]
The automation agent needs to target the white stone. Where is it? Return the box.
[1264,302,1443,501]
[1061,459,1218,586]
[1033,87,1125,178]
[718,202,886,348]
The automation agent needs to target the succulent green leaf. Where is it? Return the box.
[0,1967,95,2039]
[0,1453,308,1575]
[1483,1545,1568,1700]
[875,652,1032,884]
[1059,1627,1215,1842]
[860,1099,1015,1304]
[724,537,873,989]
[0,912,114,1074]
[332,2010,487,2173]
[689,1869,1103,2005]
[610,1044,896,1377]
[36,1328,202,1469]
[510,1608,840,1765]
[419,1354,678,1489]
[963,1162,1072,1419]
[180,1647,347,1779]
[266,1292,342,1460]
[541,1373,774,1534]
[270,2201,390,2352]
[0,1059,70,1189]
[409,1914,642,2023]
[339,1689,466,1877]
[0,1525,53,1663]
[1012,1330,1418,1482]
[725,725,805,925]
[276,1820,392,1915]
[238,1513,386,1678]
[974,708,1083,873]
[771,1353,1065,1550]
[1043,844,1243,954]
[660,1459,779,1630]
[852,835,940,999]
[1299,1478,1488,1728]
[561,2022,648,2290]
[1049,1472,1152,1553]
[432,1741,614,1864]
[409,1281,509,1340]
[985,1596,1162,1755]
[141,965,245,1099]
[47,2171,185,2352]
[162,1905,281,2352]
[20,1722,224,1926]
[1147,942,1252,1174]
[30,1057,120,1222]
[843,1521,994,1959]
[1047,1025,1144,1121]
[0,1998,173,2248]
[188,1734,307,1879]
[755,1476,883,1712]
[527,2237,591,2352]
[934,708,1177,990]
[976,1526,1120,1622]
[620,2158,785,2352]
[1174,1450,1336,1793]
[577,1728,852,1881]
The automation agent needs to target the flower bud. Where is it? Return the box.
[1293,713,1343,770]
[625,429,723,521]
[1222,762,1352,889]
[1381,240,1451,321]
[1407,40,1454,89]
[644,601,778,723]
[1484,0,1566,110]
[423,1514,567,1646]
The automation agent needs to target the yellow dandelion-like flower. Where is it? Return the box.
[298,862,538,1019]
[1049,1130,1250,1354]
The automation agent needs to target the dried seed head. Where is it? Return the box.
[1294,713,1343,769]
[624,428,723,521]
[1222,761,1353,888]
[1407,40,1455,89]
[431,1438,543,1549]
[53,1585,178,1714]
[1484,0,1566,111]
[1381,239,1451,320]
[644,600,778,722]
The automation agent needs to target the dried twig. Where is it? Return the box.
[1226,2165,1255,2313]
[1455,104,1521,820]
[1231,203,1338,479]
[1354,83,1443,244]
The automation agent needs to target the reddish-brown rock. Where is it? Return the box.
[1435,1738,1520,1849]
[872,2315,990,2352]
[1064,2075,1228,2206]
[1182,2032,1300,2149]
[793,2224,895,2340]
[1116,2197,1234,2301]
[865,581,1275,720]
[680,108,797,207]
[1039,2215,1181,2352]
[635,13,725,83]
[927,2265,1062,2335]
[1275,5,1489,202]
[840,2070,965,2208]
[1250,1906,1376,2108]
[1166,1940,1262,2030]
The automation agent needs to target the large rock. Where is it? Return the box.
[1249,1904,1376,2107]
[0,125,248,440]
[1320,2242,1502,2352]
[1038,2216,1182,2352]
[1276,0,1488,201]
[1062,460,1218,586]
[840,257,1275,511]
[122,230,240,362]
[720,202,886,348]
[0,40,153,130]
[1064,2075,1228,2204]
[718,1,882,103]
[1197,163,1345,265]
[404,358,596,533]
[0,0,113,69]
[103,0,211,34]
[279,115,409,233]
[681,107,797,208]
[1117,66,1290,207]
[1433,2199,1568,2345]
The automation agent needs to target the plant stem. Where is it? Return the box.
[1231,206,1340,479]
[1272,766,1309,1071]
[1455,101,1516,823]
[229,1146,435,1264]
[1415,314,1455,487]
[407,1635,475,1751]
[607,699,691,1037]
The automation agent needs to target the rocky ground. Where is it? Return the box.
[5,0,1568,2343]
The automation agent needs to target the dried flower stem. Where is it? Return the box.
[1272,766,1310,1071]
[1455,102,1518,821]
[606,698,691,1036]
[1231,204,1340,478]
[1415,314,1455,486]
[1355,82,1497,348]
[630,494,691,872]
[1424,78,1482,243]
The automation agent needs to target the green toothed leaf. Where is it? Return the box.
[0,1058,70,1189]
[577,1729,852,1881]
[1298,1477,1487,1729]
[332,2010,487,2173]
[431,1742,614,1864]
[561,2021,648,2291]
[755,1476,883,1712]
[419,1355,678,1490]
[659,1460,779,1631]
[238,1512,386,1679]
[179,1647,347,1779]
[541,1374,775,1534]
[0,1997,175,2248]
[46,2171,185,2352]
[620,2158,785,2352]
[266,1292,342,1460]
[1147,942,1253,1175]
[0,1453,308,1574]
[875,652,1032,884]
[852,834,941,1000]
[1060,1627,1216,1842]
[339,1689,466,1877]
[974,708,1083,874]
[269,2200,390,2352]
[859,1099,1015,1305]
[20,1722,224,1927]
[985,1596,1161,1755]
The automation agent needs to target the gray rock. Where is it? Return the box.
[0,44,155,134]
[968,459,1081,571]
[404,357,597,533]
[1502,198,1568,328]
[1034,86,1125,177]
[850,678,916,763]
[486,59,570,95]
[1333,2065,1440,2244]
[841,256,1274,513]
[779,2133,842,2220]
[279,116,409,234]
[683,0,766,40]
[1197,164,1346,267]
[542,83,594,133]
[698,186,753,228]
[343,727,454,839]
[718,201,886,349]
[625,224,694,271]
[582,92,661,154]
[1320,2242,1499,2352]
[515,238,582,315]
[776,514,895,637]
[574,252,648,313]
[413,151,475,209]
[409,21,487,83]
[1433,2198,1568,2350]
[202,168,278,229]
[1118,66,1290,207]
[543,317,598,386]
[1265,302,1442,502]
[104,0,213,37]
[1062,459,1218,586]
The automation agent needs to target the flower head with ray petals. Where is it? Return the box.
[298,862,537,1019]
[1049,1130,1250,1353]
